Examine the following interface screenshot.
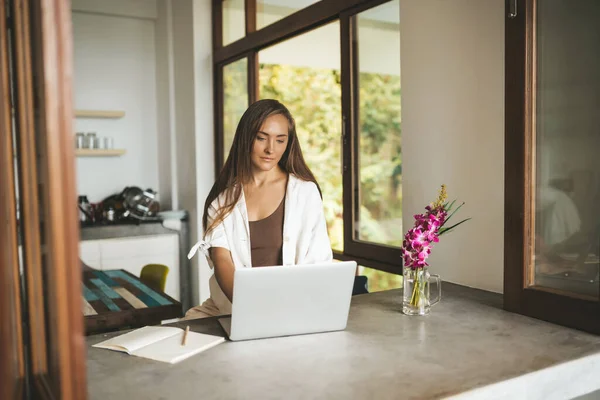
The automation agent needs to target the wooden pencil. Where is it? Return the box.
[182,325,190,346]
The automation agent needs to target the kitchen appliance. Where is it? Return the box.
[78,195,93,223]
[121,187,160,220]
[81,187,161,226]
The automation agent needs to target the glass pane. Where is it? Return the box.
[355,1,402,247]
[358,266,403,293]
[257,0,320,31]
[223,58,248,160]
[533,1,600,299]
[223,0,245,46]
[258,22,343,251]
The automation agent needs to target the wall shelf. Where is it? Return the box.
[75,149,126,157]
[75,110,125,118]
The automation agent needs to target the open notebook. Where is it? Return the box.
[92,326,225,364]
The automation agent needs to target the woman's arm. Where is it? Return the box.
[201,198,236,302]
[210,247,235,302]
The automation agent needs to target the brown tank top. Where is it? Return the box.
[249,197,285,267]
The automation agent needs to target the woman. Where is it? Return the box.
[184,99,333,319]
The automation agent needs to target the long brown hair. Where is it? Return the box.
[203,99,320,234]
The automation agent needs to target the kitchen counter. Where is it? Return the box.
[86,283,600,400]
[80,220,180,241]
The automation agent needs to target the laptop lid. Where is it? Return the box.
[224,261,357,341]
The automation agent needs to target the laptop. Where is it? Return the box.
[218,261,357,341]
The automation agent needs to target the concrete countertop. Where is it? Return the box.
[86,283,600,400]
[80,221,178,241]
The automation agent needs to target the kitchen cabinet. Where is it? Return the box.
[79,240,101,267]
[79,233,180,300]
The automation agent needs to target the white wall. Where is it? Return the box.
[71,0,157,19]
[192,0,216,305]
[155,0,175,210]
[159,0,214,305]
[401,0,505,293]
[72,2,160,202]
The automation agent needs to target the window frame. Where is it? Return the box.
[504,0,600,334]
[212,0,402,274]
[215,52,253,170]
[340,3,403,267]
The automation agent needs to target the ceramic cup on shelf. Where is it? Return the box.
[86,132,97,149]
[75,132,85,149]
[103,137,114,149]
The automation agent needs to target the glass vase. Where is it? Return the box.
[402,266,442,315]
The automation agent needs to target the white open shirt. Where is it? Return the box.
[188,174,333,314]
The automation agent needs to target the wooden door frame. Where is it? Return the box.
[30,0,87,397]
[0,0,26,397]
[5,0,88,398]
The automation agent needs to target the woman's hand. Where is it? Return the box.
[210,247,236,302]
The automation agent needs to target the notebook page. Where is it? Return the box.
[93,326,182,354]
[131,331,225,364]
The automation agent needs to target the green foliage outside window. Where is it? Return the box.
[260,64,344,249]
[259,64,402,249]
[223,59,248,156]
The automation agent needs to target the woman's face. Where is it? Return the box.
[250,114,289,173]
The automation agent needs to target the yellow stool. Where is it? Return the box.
[140,264,169,292]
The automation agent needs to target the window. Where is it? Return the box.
[355,1,402,247]
[532,0,600,300]
[222,0,246,46]
[257,0,320,31]
[213,0,403,278]
[341,0,402,267]
[505,0,600,334]
[359,266,403,292]
[223,58,249,159]
[258,22,343,250]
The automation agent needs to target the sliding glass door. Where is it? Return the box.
[505,0,600,334]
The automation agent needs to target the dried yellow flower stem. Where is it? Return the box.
[432,184,447,209]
